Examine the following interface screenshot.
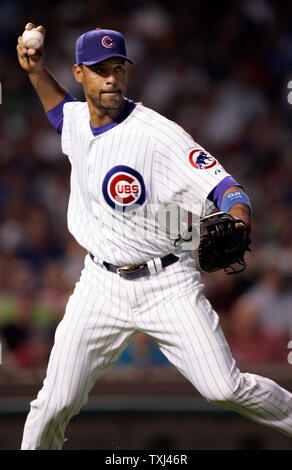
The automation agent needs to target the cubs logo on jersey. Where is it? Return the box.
[102,165,146,211]
[188,148,217,170]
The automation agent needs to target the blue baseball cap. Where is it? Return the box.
[76,28,134,66]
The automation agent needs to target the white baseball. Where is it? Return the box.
[22,28,44,49]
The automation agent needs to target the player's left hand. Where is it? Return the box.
[195,211,251,275]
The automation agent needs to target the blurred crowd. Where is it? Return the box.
[0,0,292,372]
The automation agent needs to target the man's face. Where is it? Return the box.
[74,57,127,112]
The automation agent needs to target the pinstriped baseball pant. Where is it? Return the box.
[21,254,292,449]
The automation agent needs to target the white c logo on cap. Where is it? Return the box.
[102,36,113,48]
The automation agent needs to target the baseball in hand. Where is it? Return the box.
[22,28,44,49]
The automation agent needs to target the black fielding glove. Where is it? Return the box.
[195,211,251,275]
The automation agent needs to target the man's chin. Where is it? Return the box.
[99,94,123,111]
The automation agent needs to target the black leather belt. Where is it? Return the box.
[89,253,179,280]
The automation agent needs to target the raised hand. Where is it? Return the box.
[16,22,46,75]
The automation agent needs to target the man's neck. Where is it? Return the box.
[88,99,125,128]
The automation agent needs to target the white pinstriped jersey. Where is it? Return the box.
[61,100,230,265]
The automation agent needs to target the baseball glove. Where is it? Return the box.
[195,211,251,274]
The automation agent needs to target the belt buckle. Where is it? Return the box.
[116,264,146,277]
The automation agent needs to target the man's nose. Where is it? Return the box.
[105,72,116,85]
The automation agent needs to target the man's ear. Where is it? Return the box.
[72,64,83,83]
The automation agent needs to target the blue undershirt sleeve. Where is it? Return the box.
[46,93,78,134]
[207,176,243,209]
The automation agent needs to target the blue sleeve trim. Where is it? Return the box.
[207,176,242,208]
[46,93,78,134]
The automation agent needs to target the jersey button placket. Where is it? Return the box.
[87,141,98,202]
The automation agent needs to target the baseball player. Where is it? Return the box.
[17,23,292,450]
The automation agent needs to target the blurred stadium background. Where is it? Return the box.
[0,0,292,450]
